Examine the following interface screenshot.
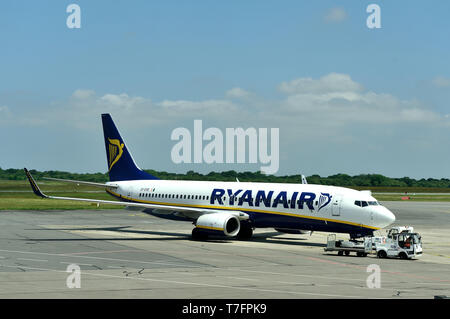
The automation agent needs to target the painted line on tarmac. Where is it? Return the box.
[0,263,364,299]
[17,258,48,263]
[219,276,259,282]
[62,249,144,256]
[0,249,199,269]
[306,255,450,283]
[59,262,94,267]
[234,268,364,282]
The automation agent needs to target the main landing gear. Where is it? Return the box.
[191,228,208,241]
[236,222,253,240]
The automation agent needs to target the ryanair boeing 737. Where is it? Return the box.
[24,114,395,240]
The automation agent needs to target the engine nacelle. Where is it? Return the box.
[196,213,240,237]
[274,228,311,235]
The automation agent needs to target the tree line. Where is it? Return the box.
[1,167,449,188]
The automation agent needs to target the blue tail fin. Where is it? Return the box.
[101,113,158,181]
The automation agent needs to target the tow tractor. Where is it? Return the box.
[324,226,422,259]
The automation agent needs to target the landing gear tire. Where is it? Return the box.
[191,228,208,241]
[237,225,253,240]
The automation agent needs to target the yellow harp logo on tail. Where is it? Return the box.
[108,138,124,171]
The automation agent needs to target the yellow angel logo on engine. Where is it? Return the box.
[108,138,124,171]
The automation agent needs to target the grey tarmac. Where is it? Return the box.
[0,201,449,299]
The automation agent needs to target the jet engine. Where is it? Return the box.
[195,212,240,237]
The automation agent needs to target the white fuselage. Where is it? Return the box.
[105,180,396,237]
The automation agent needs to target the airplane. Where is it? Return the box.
[24,113,396,240]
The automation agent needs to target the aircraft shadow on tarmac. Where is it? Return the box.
[24,226,325,247]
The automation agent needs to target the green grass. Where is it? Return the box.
[1,180,450,211]
[349,186,450,193]
[374,194,450,202]
[0,180,123,210]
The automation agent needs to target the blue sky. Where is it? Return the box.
[1,1,449,178]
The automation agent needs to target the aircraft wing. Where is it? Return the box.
[24,168,248,220]
[42,176,118,188]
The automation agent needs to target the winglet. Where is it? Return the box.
[24,168,48,198]
[301,174,308,184]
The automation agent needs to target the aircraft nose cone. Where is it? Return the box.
[386,209,396,225]
[377,208,396,228]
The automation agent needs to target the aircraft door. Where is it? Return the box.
[331,194,342,216]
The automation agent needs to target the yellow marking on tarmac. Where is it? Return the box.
[426,252,450,259]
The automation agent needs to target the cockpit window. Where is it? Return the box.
[355,200,377,207]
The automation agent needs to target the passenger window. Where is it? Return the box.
[354,201,361,207]
[362,201,368,207]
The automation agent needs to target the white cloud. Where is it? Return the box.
[0,105,11,116]
[273,74,445,130]
[432,76,450,88]
[278,73,363,94]
[0,105,13,124]
[100,93,146,110]
[324,7,348,23]
[72,89,96,100]
[159,99,237,115]
[10,73,449,135]
[226,87,251,99]
[5,74,450,177]
[280,90,440,126]
[18,90,241,129]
